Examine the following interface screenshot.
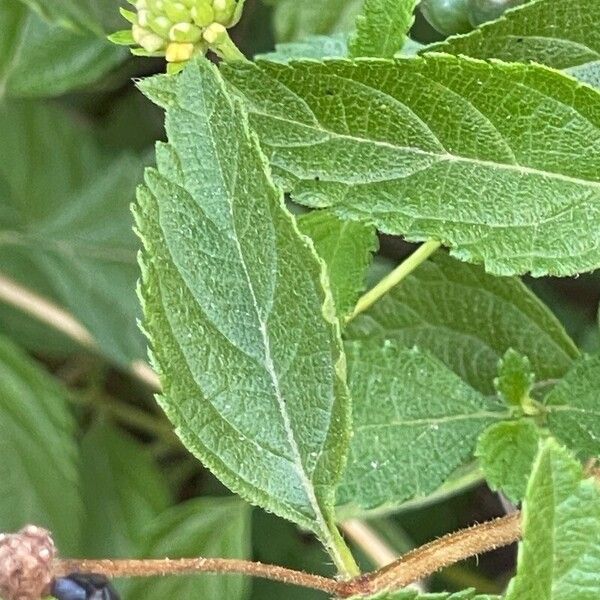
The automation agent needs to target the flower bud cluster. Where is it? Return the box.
[110,0,245,72]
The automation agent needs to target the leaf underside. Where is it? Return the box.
[222,55,600,277]
[505,440,600,600]
[337,342,505,515]
[135,59,351,553]
[346,253,578,394]
[426,0,600,86]
[349,0,417,58]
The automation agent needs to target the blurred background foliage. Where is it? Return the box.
[0,1,598,599]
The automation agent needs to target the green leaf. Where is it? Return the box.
[125,498,251,600]
[223,55,600,277]
[505,439,600,600]
[267,0,363,42]
[476,420,541,503]
[349,589,498,599]
[346,253,578,395]
[17,0,124,35]
[544,353,600,459]
[568,61,600,89]
[135,59,354,570]
[298,211,378,320]
[425,0,600,88]
[108,29,135,46]
[494,349,535,408]
[0,1,125,98]
[257,34,349,63]
[349,0,418,58]
[0,336,81,553]
[80,422,171,559]
[337,341,506,516]
[257,35,423,64]
[0,102,146,365]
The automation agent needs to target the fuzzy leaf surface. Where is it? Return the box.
[349,0,418,58]
[505,440,600,600]
[426,0,600,87]
[337,342,505,515]
[136,59,351,555]
[298,211,378,319]
[0,336,80,553]
[125,498,251,600]
[544,353,600,459]
[0,102,145,364]
[346,253,578,394]
[476,420,541,502]
[223,55,600,277]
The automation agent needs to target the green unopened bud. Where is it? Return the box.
[202,21,227,45]
[164,1,191,22]
[114,0,246,71]
[190,0,214,27]
[212,0,245,27]
[229,0,245,27]
[147,14,172,37]
[132,24,166,52]
[147,0,166,12]
[136,8,151,27]
[212,0,233,24]
[169,22,203,42]
[166,41,195,62]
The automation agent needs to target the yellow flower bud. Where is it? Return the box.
[166,41,195,62]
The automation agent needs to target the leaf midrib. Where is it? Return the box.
[357,410,508,430]
[256,109,600,191]
[170,85,336,541]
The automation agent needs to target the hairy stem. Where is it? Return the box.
[347,240,441,322]
[342,520,426,592]
[54,558,340,595]
[53,513,521,598]
[338,513,521,597]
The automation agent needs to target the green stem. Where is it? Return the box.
[327,523,361,578]
[347,240,441,322]
[212,29,248,63]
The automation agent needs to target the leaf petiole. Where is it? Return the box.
[347,239,441,322]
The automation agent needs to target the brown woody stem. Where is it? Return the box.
[337,513,521,597]
[54,514,521,598]
[54,558,340,595]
